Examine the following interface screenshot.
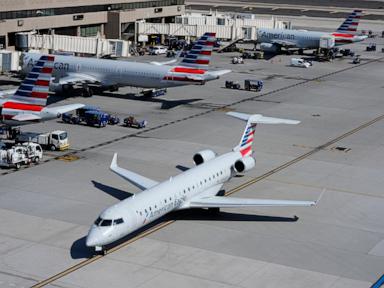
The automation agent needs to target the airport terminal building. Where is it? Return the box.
[0,0,185,49]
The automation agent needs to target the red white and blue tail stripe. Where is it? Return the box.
[238,122,257,157]
[11,55,54,106]
[180,32,215,70]
[336,10,362,34]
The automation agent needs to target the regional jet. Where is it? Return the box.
[22,33,230,97]
[257,10,367,53]
[0,55,84,126]
[86,112,320,253]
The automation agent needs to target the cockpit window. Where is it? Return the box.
[113,218,124,225]
[100,219,112,226]
[94,217,102,225]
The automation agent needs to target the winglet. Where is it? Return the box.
[111,152,118,170]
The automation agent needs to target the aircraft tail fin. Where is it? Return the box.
[10,55,54,107]
[179,32,216,70]
[336,10,363,34]
[227,112,300,157]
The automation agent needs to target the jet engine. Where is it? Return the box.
[193,149,216,165]
[260,43,280,53]
[233,156,256,173]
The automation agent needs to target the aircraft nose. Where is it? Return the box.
[86,227,101,247]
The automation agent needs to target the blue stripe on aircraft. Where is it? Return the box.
[14,91,31,97]
[23,79,36,85]
[19,85,33,91]
[371,274,384,288]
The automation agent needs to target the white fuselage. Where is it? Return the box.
[23,53,218,90]
[86,151,242,247]
[257,28,366,49]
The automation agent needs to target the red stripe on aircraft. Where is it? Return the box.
[31,91,49,99]
[195,59,210,64]
[199,50,212,55]
[240,146,252,156]
[3,102,43,111]
[35,80,50,87]
[172,67,206,74]
[41,67,53,74]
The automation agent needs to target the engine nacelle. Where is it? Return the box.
[233,156,256,173]
[260,42,279,52]
[193,149,216,165]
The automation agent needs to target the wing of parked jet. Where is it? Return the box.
[189,196,317,208]
[150,59,178,66]
[110,153,159,191]
[55,72,101,86]
[11,114,42,122]
[270,39,297,48]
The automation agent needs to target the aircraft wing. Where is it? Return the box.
[271,39,297,48]
[206,69,231,77]
[56,73,101,85]
[44,104,85,115]
[189,196,317,208]
[12,114,42,122]
[150,59,178,66]
[110,153,159,191]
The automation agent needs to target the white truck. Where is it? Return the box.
[15,130,69,151]
[0,143,43,169]
[290,58,312,68]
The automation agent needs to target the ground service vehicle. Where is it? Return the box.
[290,58,312,68]
[123,116,147,129]
[225,81,241,89]
[0,143,43,169]
[244,80,263,92]
[16,130,69,151]
[62,106,110,127]
[149,46,167,55]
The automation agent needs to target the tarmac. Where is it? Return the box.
[0,34,384,287]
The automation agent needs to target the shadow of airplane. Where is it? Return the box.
[101,91,202,110]
[92,180,133,200]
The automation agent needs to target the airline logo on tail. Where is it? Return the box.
[180,32,216,69]
[336,10,362,34]
[238,123,257,157]
[12,55,54,106]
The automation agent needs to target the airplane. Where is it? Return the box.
[21,33,231,97]
[257,10,368,53]
[0,55,84,126]
[86,111,320,253]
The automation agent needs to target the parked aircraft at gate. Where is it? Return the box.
[22,33,230,97]
[257,10,367,52]
[0,55,83,126]
[86,112,320,253]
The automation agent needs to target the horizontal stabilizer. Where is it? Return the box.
[227,112,300,125]
[12,113,42,122]
[110,153,159,191]
[189,196,317,208]
[44,103,85,115]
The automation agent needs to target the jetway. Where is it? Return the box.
[15,33,131,58]
[136,12,288,42]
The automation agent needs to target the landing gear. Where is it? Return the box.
[298,48,304,55]
[81,84,93,97]
[94,245,107,255]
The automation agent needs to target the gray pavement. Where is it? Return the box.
[0,35,384,287]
